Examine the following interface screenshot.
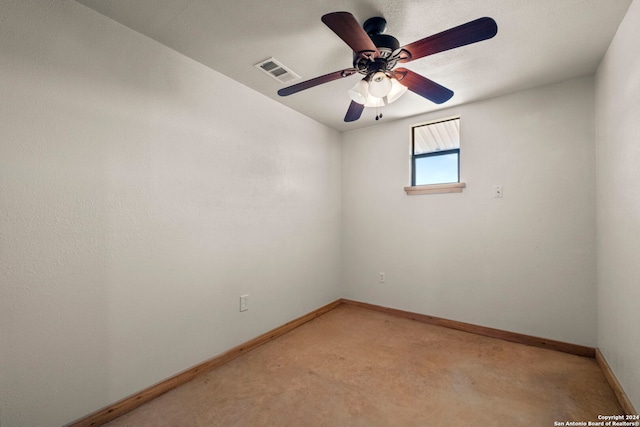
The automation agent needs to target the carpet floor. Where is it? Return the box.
[104,304,622,426]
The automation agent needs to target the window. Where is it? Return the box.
[404,117,465,195]
[411,117,460,186]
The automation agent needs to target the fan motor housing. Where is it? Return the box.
[369,34,399,52]
[353,16,401,73]
[363,17,400,53]
[362,16,400,53]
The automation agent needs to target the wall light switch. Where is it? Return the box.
[493,185,503,198]
[240,294,248,312]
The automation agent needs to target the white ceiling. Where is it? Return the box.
[74,0,632,132]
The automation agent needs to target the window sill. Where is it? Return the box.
[404,182,466,195]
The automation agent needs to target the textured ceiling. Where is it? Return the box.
[74,0,632,132]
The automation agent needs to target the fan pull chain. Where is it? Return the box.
[375,105,384,121]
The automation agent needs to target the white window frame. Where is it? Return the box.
[405,116,466,195]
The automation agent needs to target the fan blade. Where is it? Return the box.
[344,101,365,122]
[394,68,453,104]
[278,68,357,96]
[399,17,497,63]
[321,12,380,58]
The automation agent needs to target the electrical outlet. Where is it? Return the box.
[493,185,503,198]
[239,295,248,312]
[379,272,386,283]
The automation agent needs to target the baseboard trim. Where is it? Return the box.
[345,299,639,414]
[69,298,635,426]
[595,349,638,415]
[66,299,342,427]
[340,299,596,358]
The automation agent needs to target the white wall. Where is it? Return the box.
[0,1,341,426]
[342,77,597,347]
[595,0,640,411]
[1,0,636,424]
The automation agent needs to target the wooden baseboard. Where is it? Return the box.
[66,299,342,427]
[69,298,634,426]
[344,299,638,413]
[595,349,638,415]
[340,299,596,358]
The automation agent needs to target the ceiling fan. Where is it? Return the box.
[278,12,497,122]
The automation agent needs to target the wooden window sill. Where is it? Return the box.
[404,182,466,195]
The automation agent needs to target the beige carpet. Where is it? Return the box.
[105,305,622,426]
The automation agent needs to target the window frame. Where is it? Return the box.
[405,116,465,195]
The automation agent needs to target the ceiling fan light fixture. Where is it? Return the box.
[364,94,385,108]
[279,12,497,123]
[386,78,409,104]
[368,71,392,98]
[348,78,370,105]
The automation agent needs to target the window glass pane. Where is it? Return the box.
[414,152,459,185]
[414,118,459,155]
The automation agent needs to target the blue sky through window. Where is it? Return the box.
[414,152,459,185]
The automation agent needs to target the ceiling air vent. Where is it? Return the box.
[255,57,300,83]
